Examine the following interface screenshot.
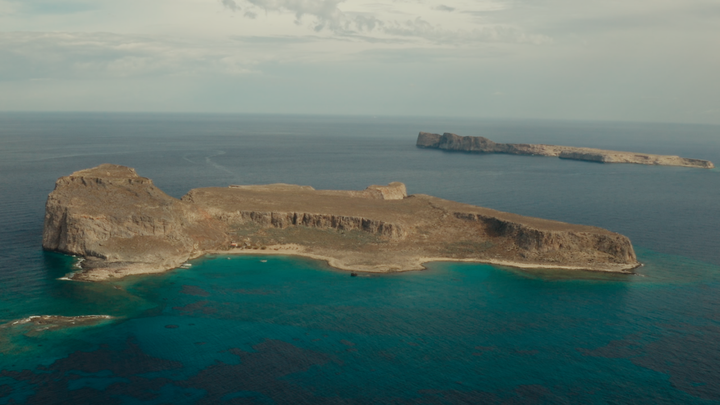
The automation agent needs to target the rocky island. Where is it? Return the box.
[418,132,715,169]
[43,164,639,281]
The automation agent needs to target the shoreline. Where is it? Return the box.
[205,244,640,275]
[65,245,640,282]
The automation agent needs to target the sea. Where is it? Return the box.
[0,112,719,404]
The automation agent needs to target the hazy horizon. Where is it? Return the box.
[1,0,719,125]
[3,110,720,128]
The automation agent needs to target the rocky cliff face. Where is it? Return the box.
[454,212,636,264]
[188,182,408,238]
[44,165,640,280]
[210,211,406,239]
[416,132,442,148]
[43,164,227,279]
[417,132,714,169]
[557,150,714,168]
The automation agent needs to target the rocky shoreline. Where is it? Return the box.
[417,132,715,169]
[43,164,640,281]
[1,315,114,334]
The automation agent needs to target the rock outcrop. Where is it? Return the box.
[417,132,714,169]
[44,165,640,280]
[454,212,635,263]
[43,164,229,280]
[229,182,407,201]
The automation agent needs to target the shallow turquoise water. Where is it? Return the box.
[1,113,719,403]
[3,250,720,404]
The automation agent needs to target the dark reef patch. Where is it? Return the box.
[0,337,182,404]
[0,334,582,404]
[173,300,218,315]
[580,324,720,400]
[181,285,211,297]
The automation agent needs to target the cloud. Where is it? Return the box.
[0,32,258,81]
[222,0,240,12]
[231,35,320,44]
[1,0,718,123]
[224,0,548,44]
[356,46,510,63]
[379,17,551,45]
[2,0,96,15]
[434,5,455,12]
[241,0,355,31]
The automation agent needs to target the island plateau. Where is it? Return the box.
[417,132,715,169]
[43,164,639,281]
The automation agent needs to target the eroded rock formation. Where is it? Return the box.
[44,164,640,280]
[43,165,229,279]
[417,132,714,169]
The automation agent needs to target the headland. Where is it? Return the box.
[43,164,639,281]
[417,132,715,169]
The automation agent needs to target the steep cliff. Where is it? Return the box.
[454,212,635,265]
[44,165,640,280]
[43,164,228,280]
[183,184,409,239]
[417,132,714,169]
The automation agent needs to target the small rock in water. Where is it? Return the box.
[350,272,358,277]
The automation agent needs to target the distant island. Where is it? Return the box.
[417,132,715,169]
[43,165,639,281]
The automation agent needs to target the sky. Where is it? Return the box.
[0,0,719,123]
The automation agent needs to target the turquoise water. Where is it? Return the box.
[1,113,720,403]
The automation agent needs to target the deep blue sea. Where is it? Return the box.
[1,113,719,404]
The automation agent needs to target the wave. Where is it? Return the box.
[3,315,113,330]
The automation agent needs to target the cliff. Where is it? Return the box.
[43,164,228,280]
[417,132,715,169]
[43,165,639,281]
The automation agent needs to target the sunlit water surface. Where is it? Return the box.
[1,113,719,404]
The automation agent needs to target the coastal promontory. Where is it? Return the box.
[43,164,639,281]
[417,132,715,169]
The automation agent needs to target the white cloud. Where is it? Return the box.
[380,17,551,45]
[222,0,240,12]
[434,5,455,12]
[0,32,259,80]
[0,0,718,122]
[217,0,546,44]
